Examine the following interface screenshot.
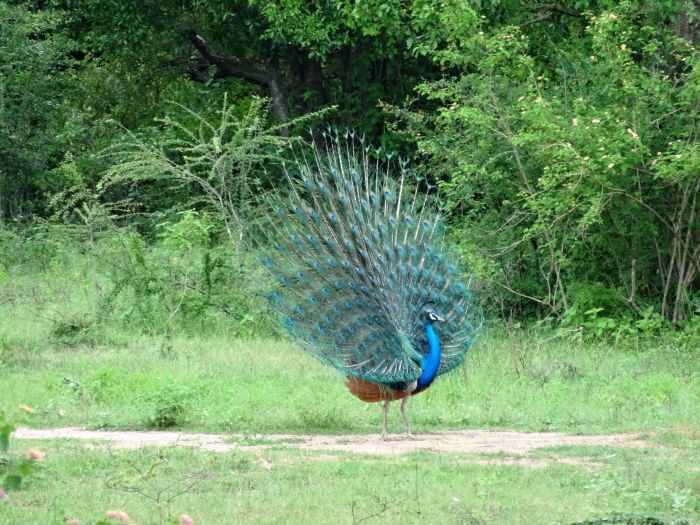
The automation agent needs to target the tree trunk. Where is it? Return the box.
[266,61,290,137]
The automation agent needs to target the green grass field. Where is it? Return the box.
[1,321,699,524]
[1,259,699,524]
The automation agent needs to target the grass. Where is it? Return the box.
[0,324,698,435]
[0,437,697,525]
[1,253,699,524]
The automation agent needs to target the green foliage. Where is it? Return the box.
[142,385,195,429]
[0,3,77,218]
[102,96,293,233]
[0,412,36,493]
[399,1,699,326]
[2,0,699,334]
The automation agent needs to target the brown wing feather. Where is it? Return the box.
[345,377,409,403]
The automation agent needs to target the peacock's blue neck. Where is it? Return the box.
[416,321,441,390]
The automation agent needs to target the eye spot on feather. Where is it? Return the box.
[268,291,283,305]
[451,282,466,294]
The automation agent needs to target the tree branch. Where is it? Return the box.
[186,31,268,86]
[519,5,582,28]
[186,30,290,134]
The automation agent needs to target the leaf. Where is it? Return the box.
[17,461,34,477]
[4,475,22,491]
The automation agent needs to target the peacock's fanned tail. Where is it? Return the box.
[255,132,480,384]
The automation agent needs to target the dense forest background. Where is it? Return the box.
[1,0,698,344]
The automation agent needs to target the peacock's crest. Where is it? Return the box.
[255,132,480,384]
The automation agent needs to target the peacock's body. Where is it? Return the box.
[256,133,480,436]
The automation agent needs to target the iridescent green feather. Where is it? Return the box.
[256,132,480,384]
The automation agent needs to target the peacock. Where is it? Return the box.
[254,132,480,437]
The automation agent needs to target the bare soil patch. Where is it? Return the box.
[15,427,646,468]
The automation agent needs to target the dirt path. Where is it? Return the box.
[16,427,647,461]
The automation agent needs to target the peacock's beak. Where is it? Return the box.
[435,314,445,322]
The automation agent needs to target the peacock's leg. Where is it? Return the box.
[381,400,391,439]
[400,396,411,437]
[401,381,417,438]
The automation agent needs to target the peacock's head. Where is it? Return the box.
[421,302,445,324]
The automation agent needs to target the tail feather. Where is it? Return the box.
[255,131,481,384]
